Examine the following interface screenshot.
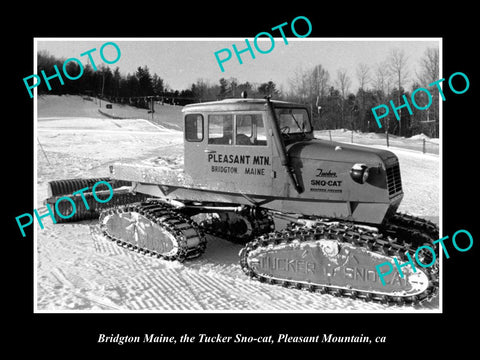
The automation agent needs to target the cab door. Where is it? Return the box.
[202,111,273,196]
[183,112,208,186]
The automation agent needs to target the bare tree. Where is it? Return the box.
[373,61,391,97]
[355,63,371,131]
[335,68,351,99]
[356,63,370,91]
[335,69,351,128]
[388,48,409,90]
[387,48,410,135]
[417,47,439,86]
[288,66,309,102]
[372,61,393,133]
[417,47,440,136]
[311,64,330,100]
[288,64,330,121]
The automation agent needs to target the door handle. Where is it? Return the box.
[204,149,216,154]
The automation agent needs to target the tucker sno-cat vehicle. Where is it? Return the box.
[46,94,439,305]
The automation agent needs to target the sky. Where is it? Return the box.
[36,38,440,94]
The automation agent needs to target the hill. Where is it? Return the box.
[37,95,184,130]
[38,95,103,118]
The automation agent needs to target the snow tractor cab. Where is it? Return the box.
[111,96,403,226]
[47,95,439,305]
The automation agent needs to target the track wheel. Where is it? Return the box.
[199,209,274,244]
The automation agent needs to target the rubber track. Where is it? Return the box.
[386,212,439,243]
[240,221,439,306]
[99,200,207,262]
[383,212,440,274]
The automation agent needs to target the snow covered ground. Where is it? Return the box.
[35,96,440,312]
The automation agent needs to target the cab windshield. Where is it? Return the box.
[274,108,311,135]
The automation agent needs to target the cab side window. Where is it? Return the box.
[185,114,203,142]
[208,114,233,145]
[236,114,267,146]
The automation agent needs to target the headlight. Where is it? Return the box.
[350,163,369,184]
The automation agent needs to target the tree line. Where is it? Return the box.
[189,47,439,137]
[36,50,284,108]
[37,46,439,137]
[283,47,439,137]
[37,50,184,108]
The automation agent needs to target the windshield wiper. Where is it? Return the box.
[290,112,306,137]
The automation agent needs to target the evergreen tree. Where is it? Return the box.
[152,73,164,96]
[135,66,153,96]
[218,78,229,99]
[258,81,280,97]
[113,67,121,98]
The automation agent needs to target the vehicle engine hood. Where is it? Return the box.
[287,138,398,167]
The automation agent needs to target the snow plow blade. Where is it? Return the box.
[240,223,438,305]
